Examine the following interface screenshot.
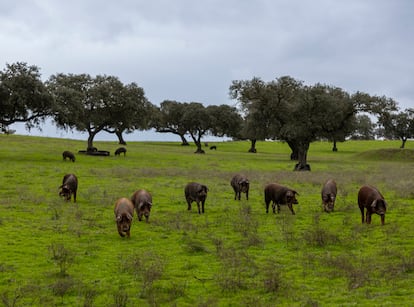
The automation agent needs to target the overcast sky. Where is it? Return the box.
[2,0,414,141]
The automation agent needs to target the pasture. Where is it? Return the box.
[0,135,413,306]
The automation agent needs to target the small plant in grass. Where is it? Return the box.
[113,289,128,307]
[164,281,187,301]
[48,243,75,277]
[233,203,263,247]
[210,236,224,254]
[1,288,21,307]
[262,261,284,293]
[182,235,210,253]
[80,285,98,307]
[119,251,165,297]
[324,252,371,290]
[50,275,75,302]
[303,213,339,247]
[216,247,258,293]
[277,213,296,247]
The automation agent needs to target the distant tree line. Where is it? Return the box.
[1,62,413,170]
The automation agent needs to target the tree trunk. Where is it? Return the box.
[287,140,298,160]
[248,139,257,153]
[180,134,190,146]
[294,142,311,171]
[115,130,127,145]
[332,140,338,152]
[87,132,97,150]
[400,137,407,149]
[190,131,205,154]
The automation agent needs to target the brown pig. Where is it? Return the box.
[264,183,299,215]
[59,174,78,202]
[131,189,152,222]
[358,185,387,225]
[114,198,134,237]
[321,179,337,213]
[230,174,250,201]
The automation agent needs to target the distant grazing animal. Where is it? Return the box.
[264,183,299,215]
[210,145,217,150]
[114,197,134,237]
[358,185,387,225]
[131,189,152,222]
[321,179,337,212]
[230,174,250,200]
[185,182,208,214]
[62,151,75,162]
[115,147,127,156]
[59,174,78,202]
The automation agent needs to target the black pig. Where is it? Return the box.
[62,151,75,162]
[185,182,208,214]
[115,147,127,156]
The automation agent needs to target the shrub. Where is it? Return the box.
[303,214,339,247]
[48,243,75,277]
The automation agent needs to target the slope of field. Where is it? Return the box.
[0,135,413,306]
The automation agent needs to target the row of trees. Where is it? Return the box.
[1,62,413,170]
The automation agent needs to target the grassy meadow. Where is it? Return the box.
[0,135,414,306]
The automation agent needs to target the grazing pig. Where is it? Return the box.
[114,198,134,237]
[321,179,337,212]
[185,182,208,214]
[115,147,127,156]
[62,151,75,162]
[230,174,250,200]
[59,174,78,202]
[264,183,299,215]
[358,185,387,225]
[131,189,152,222]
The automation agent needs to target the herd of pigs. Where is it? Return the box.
[59,151,388,238]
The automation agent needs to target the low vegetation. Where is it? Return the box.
[0,135,413,306]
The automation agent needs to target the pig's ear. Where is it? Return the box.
[371,200,377,208]
[116,215,122,222]
[148,202,152,208]
[293,190,299,196]
[127,213,133,221]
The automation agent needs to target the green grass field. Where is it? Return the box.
[0,135,413,306]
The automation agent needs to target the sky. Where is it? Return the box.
[1,0,414,142]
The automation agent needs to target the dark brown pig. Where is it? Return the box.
[59,174,78,202]
[230,174,249,200]
[264,183,299,215]
[358,185,387,225]
[114,197,134,237]
[62,151,75,162]
[184,182,208,214]
[321,179,337,212]
[131,189,152,222]
[115,147,127,156]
